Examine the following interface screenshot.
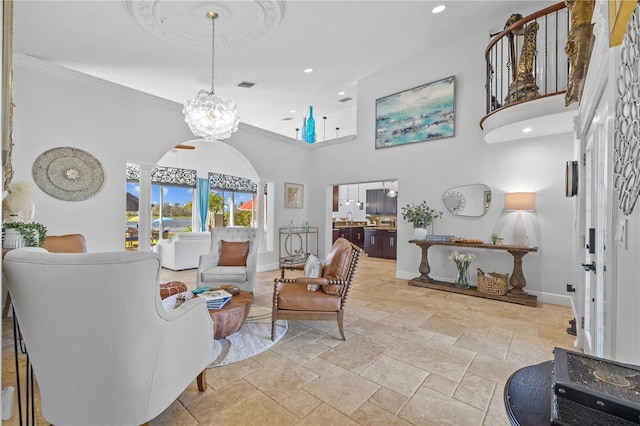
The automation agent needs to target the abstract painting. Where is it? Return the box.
[375,76,455,149]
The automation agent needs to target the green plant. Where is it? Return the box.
[2,221,48,247]
[400,201,442,228]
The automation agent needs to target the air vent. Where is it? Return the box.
[338,97,353,103]
[281,117,293,121]
[237,81,256,88]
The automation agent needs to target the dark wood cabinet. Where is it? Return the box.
[337,227,351,240]
[334,226,365,248]
[382,230,397,258]
[365,190,377,214]
[365,228,396,259]
[351,227,365,248]
[332,186,339,212]
[366,189,397,215]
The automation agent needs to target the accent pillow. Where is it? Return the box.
[218,240,250,266]
[304,254,323,291]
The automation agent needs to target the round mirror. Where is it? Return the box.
[443,184,491,217]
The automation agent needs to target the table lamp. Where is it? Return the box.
[505,192,536,246]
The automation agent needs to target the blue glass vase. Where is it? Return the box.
[304,106,316,143]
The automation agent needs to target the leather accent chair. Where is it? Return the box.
[197,227,258,293]
[3,249,215,426]
[271,238,363,341]
[2,233,88,318]
[42,233,88,253]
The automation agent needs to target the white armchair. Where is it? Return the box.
[198,227,258,292]
[3,248,215,426]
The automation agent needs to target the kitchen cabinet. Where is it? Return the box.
[332,229,339,243]
[335,226,365,248]
[364,228,397,259]
[332,186,339,212]
[366,189,397,215]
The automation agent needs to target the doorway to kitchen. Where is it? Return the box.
[331,180,398,261]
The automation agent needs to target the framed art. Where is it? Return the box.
[284,182,303,208]
[375,76,455,149]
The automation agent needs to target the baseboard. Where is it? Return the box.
[258,262,280,273]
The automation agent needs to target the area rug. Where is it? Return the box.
[208,305,287,368]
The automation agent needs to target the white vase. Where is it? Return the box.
[3,229,24,249]
[414,228,428,240]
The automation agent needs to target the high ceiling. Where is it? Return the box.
[12,0,550,141]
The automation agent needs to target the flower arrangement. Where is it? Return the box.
[400,201,442,229]
[450,252,476,288]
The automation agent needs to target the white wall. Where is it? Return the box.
[308,29,575,304]
[11,55,311,263]
[11,27,575,305]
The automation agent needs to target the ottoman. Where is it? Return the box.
[159,281,188,299]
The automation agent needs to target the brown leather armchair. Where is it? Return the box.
[3,233,87,318]
[271,238,363,341]
[42,233,87,253]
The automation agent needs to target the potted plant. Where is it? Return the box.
[401,201,442,240]
[2,221,47,248]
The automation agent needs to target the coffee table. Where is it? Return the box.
[206,290,253,339]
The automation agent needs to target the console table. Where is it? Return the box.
[408,240,538,306]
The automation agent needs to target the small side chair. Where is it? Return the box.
[271,238,363,341]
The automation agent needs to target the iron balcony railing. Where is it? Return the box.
[481,2,569,128]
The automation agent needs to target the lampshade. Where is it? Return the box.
[504,192,536,211]
[183,12,240,141]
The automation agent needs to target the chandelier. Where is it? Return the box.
[183,12,240,141]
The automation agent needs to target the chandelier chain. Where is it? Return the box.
[210,14,216,95]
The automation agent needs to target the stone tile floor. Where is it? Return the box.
[2,255,576,425]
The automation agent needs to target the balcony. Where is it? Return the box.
[480,2,578,144]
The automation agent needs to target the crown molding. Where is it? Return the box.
[13,53,183,110]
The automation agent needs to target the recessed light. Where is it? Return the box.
[290,109,296,113]
[522,127,533,133]
[304,68,313,73]
[338,91,345,96]
[432,5,446,14]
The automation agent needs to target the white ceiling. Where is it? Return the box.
[12,0,550,140]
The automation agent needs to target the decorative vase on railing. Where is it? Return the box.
[450,252,476,289]
[303,106,316,143]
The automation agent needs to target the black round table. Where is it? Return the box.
[504,361,553,425]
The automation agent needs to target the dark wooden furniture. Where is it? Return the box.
[332,186,339,211]
[206,290,253,339]
[336,226,365,248]
[366,189,397,215]
[365,228,397,259]
[408,240,538,306]
[504,361,553,426]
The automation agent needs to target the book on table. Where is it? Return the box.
[201,290,232,310]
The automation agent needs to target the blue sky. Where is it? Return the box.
[126,183,252,207]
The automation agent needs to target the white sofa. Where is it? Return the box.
[154,232,212,271]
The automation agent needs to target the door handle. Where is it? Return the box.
[581,262,596,273]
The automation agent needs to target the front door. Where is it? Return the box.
[582,102,610,357]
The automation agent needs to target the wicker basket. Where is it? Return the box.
[477,268,509,295]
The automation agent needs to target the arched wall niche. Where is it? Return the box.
[158,139,259,182]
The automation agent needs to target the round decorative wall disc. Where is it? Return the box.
[32,147,105,201]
